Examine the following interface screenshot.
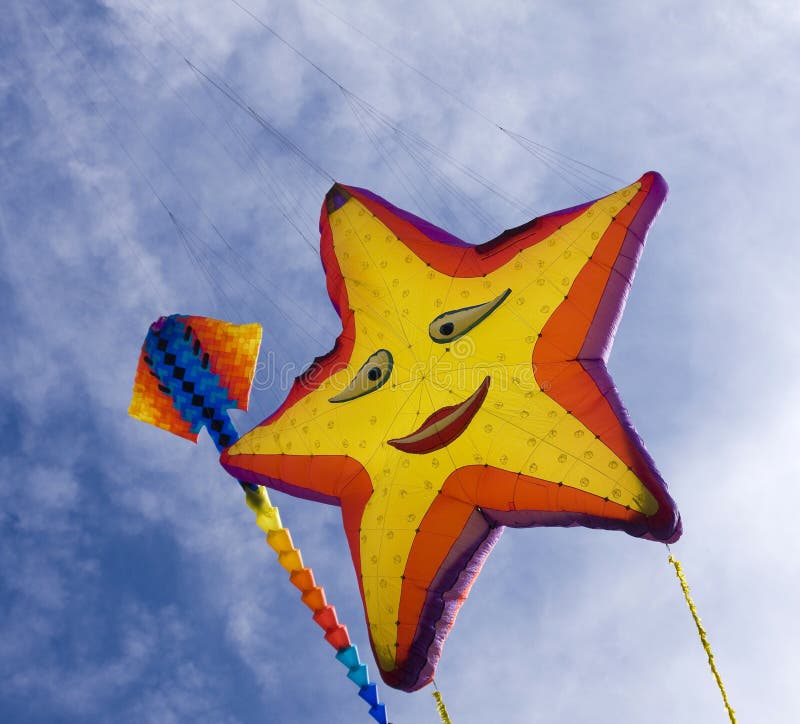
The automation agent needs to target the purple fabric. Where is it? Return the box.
[327,186,350,211]
[578,359,681,542]
[223,464,341,507]
[560,172,680,543]
[346,185,472,249]
[398,509,504,691]
[484,507,651,537]
[580,172,668,362]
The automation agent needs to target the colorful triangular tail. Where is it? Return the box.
[129,315,388,724]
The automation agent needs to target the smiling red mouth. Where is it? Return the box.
[388,377,491,454]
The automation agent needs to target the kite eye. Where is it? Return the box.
[329,349,394,403]
[429,288,511,344]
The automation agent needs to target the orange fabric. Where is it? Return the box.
[290,568,316,592]
[130,346,197,441]
[184,315,260,409]
[394,494,476,669]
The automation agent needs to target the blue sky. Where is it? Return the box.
[1,1,797,722]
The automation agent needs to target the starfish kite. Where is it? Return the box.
[221,172,681,691]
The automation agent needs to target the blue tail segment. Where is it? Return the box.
[336,645,389,724]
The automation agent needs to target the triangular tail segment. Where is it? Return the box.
[128,315,262,444]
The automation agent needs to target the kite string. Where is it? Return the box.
[432,681,454,724]
[667,551,736,723]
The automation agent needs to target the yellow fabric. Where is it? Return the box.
[669,554,736,723]
[245,486,283,532]
[267,528,295,554]
[277,549,304,573]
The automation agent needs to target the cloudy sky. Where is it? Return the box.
[1,1,797,722]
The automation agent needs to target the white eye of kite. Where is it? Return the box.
[429,288,511,344]
[329,349,394,403]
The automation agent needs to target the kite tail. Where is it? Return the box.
[246,487,388,724]
[130,315,388,724]
[668,553,736,723]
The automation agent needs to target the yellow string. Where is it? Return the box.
[668,553,736,723]
[432,688,453,724]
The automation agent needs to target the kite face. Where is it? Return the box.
[221,173,681,691]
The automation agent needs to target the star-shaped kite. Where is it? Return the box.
[221,172,681,691]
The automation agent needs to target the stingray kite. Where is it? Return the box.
[131,171,681,707]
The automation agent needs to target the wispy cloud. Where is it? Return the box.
[0,0,796,721]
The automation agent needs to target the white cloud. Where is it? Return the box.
[0,0,796,721]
